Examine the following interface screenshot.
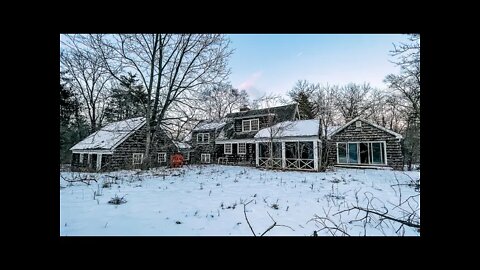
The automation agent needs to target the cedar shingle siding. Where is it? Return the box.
[327,120,403,170]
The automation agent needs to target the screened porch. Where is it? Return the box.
[255,139,321,171]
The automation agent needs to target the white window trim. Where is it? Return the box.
[224,143,232,154]
[158,152,167,163]
[197,133,210,144]
[336,141,387,165]
[184,151,190,160]
[201,153,211,163]
[242,119,259,132]
[238,143,246,154]
[133,153,144,165]
[79,153,83,163]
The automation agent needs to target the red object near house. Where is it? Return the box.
[170,153,184,168]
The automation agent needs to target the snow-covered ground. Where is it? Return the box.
[60,165,420,236]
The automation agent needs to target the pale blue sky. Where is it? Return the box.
[227,34,411,99]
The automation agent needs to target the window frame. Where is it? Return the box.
[238,143,246,155]
[201,153,211,163]
[224,143,232,154]
[158,152,167,163]
[132,153,144,165]
[242,119,259,132]
[79,153,83,164]
[336,141,387,165]
[196,133,210,144]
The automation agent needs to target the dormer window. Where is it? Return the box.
[356,120,362,128]
[242,119,259,132]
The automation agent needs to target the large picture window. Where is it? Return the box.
[337,142,385,165]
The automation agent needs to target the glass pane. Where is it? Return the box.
[360,143,369,164]
[338,143,347,163]
[285,142,298,159]
[348,143,358,164]
[272,142,282,158]
[299,141,314,159]
[259,142,269,158]
[371,143,383,164]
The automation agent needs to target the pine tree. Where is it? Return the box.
[288,80,315,119]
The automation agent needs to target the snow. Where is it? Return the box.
[70,117,146,151]
[173,141,191,149]
[60,165,420,236]
[193,120,227,131]
[255,119,320,138]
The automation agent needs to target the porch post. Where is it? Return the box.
[255,142,259,166]
[281,141,286,169]
[96,154,102,171]
[313,140,318,171]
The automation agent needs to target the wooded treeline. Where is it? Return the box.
[60,34,419,169]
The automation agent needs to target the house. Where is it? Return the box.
[194,104,300,165]
[326,116,403,170]
[253,116,403,171]
[189,119,227,164]
[70,117,178,171]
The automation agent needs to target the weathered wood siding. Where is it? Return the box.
[109,125,177,171]
[327,121,403,170]
[190,129,220,164]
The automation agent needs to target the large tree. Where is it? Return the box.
[335,82,374,122]
[198,83,249,120]
[60,35,113,133]
[91,34,232,168]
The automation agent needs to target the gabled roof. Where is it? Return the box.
[225,103,297,120]
[70,117,146,151]
[193,119,227,131]
[255,119,320,138]
[327,116,403,139]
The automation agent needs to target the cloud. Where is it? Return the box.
[237,71,263,91]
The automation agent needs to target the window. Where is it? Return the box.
[356,120,362,128]
[337,142,386,165]
[201,153,210,163]
[197,133,210,144]
[133,153,143,165]
[224,143,232,154]
[251,119,259,131]
[238,143,246,154]
[158,152,167,163]
[242,119,259,132]
[79,153,84,164]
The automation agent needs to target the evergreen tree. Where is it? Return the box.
[288,80,315,119]
[104,73,147,122]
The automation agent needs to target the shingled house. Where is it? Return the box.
[189,104,300,165]
[327,116,403,170]
[70,117,178,171]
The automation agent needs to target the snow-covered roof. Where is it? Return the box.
[254,119,320,138]
[70,117,146,151]
[326,126,341,137]
[327,116,403,139]
[173,141,191,149]
[193,120,227,131]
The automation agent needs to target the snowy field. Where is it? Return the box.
[60,165,420,236]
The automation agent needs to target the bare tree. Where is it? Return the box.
[335,82,374,123]
[89,34,232,168]
[60,35,113,132]
[197,83,249,120]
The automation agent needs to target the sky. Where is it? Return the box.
[226,34,411,100]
